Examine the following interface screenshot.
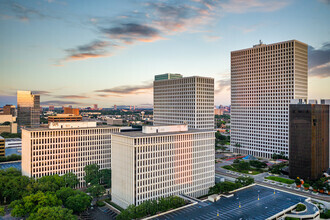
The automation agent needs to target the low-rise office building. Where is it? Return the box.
[0,136,5,157]
[22,121,120,187]
[48,114,82,123]
[112,125,215,208]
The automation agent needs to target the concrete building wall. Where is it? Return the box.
[21,124,120,187]
[111,129,215,209]
[231,40,308,158]
[153,76,214,130]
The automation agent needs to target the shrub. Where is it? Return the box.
[96,201,105,207]
[295,204,306,212]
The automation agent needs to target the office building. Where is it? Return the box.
[0,105,16,116]
[21,121,120,187]
[49,105,54,111]
[0,136,5,157]
[321,99,330,167]
[107,118,123,125]
[231,40,308,158]
[63,107,79,116]
[112,125,215,208]
[114,105,117,110]
[93,104,98,110]
[0,115,17,133]
[153,74,214,129]
[289,102,329,180]
[48,114,82,123]
[17,91,40,131]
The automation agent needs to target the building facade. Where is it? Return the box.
[112,125,215,208]
[231,40,308,158]
[17,91,40,131]
[48,114,82,123]
[21,121,120,187]
[0,136,5,157]
[289,103,329,180]
[153,74,214,130]
[0,105,16,116]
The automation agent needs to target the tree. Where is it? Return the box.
[99,169,111,188]
[55,187,76,204]
[86,184,105,198]
[63,173,79,189]
[235,177,254,186]
[10,191,62,217]
[65,192,91,213]
[27,206,76,220]
[0,206,4,216]
[84,164,100,185]
[28,175,65,193]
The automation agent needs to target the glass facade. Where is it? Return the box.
[17,91,40,131]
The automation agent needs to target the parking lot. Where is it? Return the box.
[153,185,316,220]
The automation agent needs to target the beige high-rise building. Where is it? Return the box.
[153,74,214,130]
[231,40,308,158]
[17,91,40,131]
[111,125,215,208]
[22,121,120,187]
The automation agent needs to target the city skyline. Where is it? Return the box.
[1,0,330,107]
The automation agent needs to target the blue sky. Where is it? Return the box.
[0,0,329,108]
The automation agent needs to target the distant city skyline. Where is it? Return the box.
[1,0,329,107]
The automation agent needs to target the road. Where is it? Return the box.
[215,169,330,202]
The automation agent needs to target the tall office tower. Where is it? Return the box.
[153,73,214,129]
[0,136,5,157]
[230,40,308,158]
[112,125,215,208]
[22,121,120,187]
[289,102,329,180]
[17,91,40,131]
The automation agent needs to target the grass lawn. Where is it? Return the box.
[265,176,294,184]
[222,165,261,175]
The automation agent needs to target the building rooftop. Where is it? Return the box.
[0,136,4,140]
[23,124,120,131]
[113,128,214,138]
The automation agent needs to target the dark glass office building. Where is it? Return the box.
[289,103,329,180]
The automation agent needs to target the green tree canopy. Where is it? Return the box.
[84,164,100,185]
[235,177,255,186]
[99,169,111,188]
[63,172,79,189]
[27,206,76,220]
[10,191,62,217]
[86,184,105,198]
[27,175,65,193]
[65,192,92,213]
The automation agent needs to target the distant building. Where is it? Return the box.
[107,118,123,125]
[0,105,16,116]
[231,40,308,158]
[289,102,329,180]
[93,104,98,110]
[153,74,214,129]
[17,91,40,131]
[214,108,228,116]
[5,138,22,149]
[48,114,82,123]
[21,121,120,187]
[111,124,215,208]
[0,115,17,133]
[63,107,79,116]
[0,136,4,157]
[114,105,117,110]
[49,105,54,111]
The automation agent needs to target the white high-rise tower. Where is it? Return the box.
[231,40,308,158]
[153,73,214,130]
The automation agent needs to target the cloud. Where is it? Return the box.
[1,2,47,22]
[61,40,112,63]
[219,0,289,13]
[204,35,222,42]
[215,79,231,93]
[309,43,330,78]
[56,95,89,99]
[95,82,153,95]
[32,90,52,96]
[318,0,330,5]
[40,100,84,106]
[101,23,162,44]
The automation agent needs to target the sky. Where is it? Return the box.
[0,0,329,108]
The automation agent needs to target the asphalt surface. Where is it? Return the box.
[153,185,315,220]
